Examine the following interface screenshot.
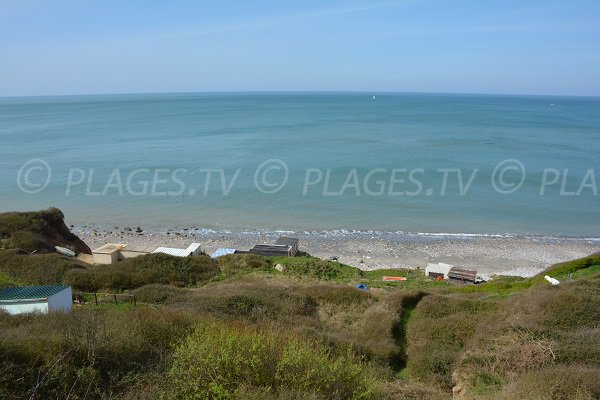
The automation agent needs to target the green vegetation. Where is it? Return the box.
[0,250,85,285]
[0,272,20,289]
[0,208,90,254]
[1,210,599,399]
[64,253,219,292]
[218,253,272,276]
[0,307,193,400]
[271,256,360,281]
[456,252,600,296]
[534,252,600,281]
[166,319,375,399]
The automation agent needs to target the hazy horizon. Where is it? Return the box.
[2,89,600,100]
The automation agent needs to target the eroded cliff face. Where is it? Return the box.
[0,207,91,254]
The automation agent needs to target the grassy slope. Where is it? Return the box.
[1,210,599,399]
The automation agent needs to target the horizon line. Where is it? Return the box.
[1,89,599,100]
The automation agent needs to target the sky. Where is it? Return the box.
[1,0,599,97]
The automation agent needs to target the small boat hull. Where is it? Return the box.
[55,246,76,257]
[382,276,407,282]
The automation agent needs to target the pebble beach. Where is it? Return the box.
[73,225,600,278]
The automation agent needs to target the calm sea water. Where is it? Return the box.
[0,92,598,237]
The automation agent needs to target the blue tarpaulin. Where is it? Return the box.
[211,248,236,258]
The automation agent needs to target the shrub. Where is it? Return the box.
[132,284,189,305]
[165,319,376,399]
[405,295,498,388]
[218,254,271,275]
[0,307,194,399]
[0,250,85,285]
[188,280,319,321]
[488,365,600,400]
[378,380,449,400]
[555,327,600,365]
[275,257,356,280]
[305,284,373,306]
[452,277,600,397]
[65,253,219,291]
[233,384,328,399]
[457,327,557,394]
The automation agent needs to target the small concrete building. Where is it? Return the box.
[120,245,158,259]
[0,285,72,315]
[92,243,201,264]
[92,243,127,264]
[92,243,157,264]
[425,262,453,280]
[152,243,202,257]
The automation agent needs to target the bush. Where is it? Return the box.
[0,307,194,400]
[165,319,376,399]
[488,365,600,400]
[452,278,600,397]
[378,380,449,400]
[65,253,219,291]
[218,254,271,275]
[305,285,373,306]
[188,280,319,321]
[405,295,498,388]
[132,284,189,305]
[275,257,357,280]
[233,384,329,399]
[0,250,85,285]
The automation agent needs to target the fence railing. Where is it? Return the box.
[73,292,136,306]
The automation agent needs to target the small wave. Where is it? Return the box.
[70,224,600,243]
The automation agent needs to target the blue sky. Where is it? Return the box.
[1,0,599,96]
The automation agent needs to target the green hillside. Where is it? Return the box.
[1,210,598,399]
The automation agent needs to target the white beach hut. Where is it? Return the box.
[153,243,202,257]
[0,285,72,315]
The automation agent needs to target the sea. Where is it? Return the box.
[0,92,598,238]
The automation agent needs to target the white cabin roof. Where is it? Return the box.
[152,243,201,257]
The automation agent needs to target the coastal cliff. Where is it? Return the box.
[0,207,91,254]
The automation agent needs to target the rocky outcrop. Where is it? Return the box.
[0,207,91,254]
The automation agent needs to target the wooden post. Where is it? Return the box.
[114,294,118,306]
[133,295,136,307]
[94,293,98,306]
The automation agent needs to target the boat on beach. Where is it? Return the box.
[55,246,76,257]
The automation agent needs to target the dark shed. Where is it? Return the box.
[274,236,299,256]
[448,267,477,284]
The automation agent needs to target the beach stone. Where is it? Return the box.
[274,264,285,272]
